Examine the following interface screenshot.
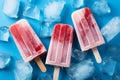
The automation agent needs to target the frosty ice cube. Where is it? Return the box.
[23,5,40,20]
[101,17,120,42]
[3,0,20,18]
[67,59,95,80]
[39,21,56,38]
[0,26,10,42]
[101,58,116,76]
[14,60,33,80]
[0,53,11,69]
[91,0,111,15]
[72,48,87,62]
[44,1,65,22]
[37,75,52,80]
[70,0,85,9]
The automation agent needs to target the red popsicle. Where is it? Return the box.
[46,24,73,80]
[10,19,47,72]
[72,8,105,63]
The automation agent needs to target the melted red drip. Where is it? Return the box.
[59,25,67,42]
[65,25,73,43]
[79,21,86,37]
[84,8,99,42]
[84,8,91,19]
[79,20,89,46]
[53,24,61,40]
[35,44,43,52]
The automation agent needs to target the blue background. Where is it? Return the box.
[0,0,120,80]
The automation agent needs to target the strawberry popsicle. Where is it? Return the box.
[71,8,105,63]
[10,19,47,72]
[46,24,73,80]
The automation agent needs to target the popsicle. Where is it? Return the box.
[71,7,105,63]
[10,19,47,72]
[46,24,73,80]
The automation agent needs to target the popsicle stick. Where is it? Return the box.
[92,47,102,63]
[53,66,60,80]
[34,57,47,72]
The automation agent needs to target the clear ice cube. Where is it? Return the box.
[14,60,33,80]
[3,0,20,18]
[37,75,52,80]
[27,0,36,4]
[67,59,95,80]
[113,72,120,80]
[72,48,87,62]
[101,17,120,42]
[91,0,111,15]
[44,1,65,22]
[70,0,85,9]
[40,1,65,38]
[106,45,120,61]
[23,5,40,20]
[39,21,55,38]
[101,58,117,76]
[91,74,101,80]
[0,26,10,42]
[0,53,11,69]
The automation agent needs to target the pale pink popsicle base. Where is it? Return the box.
[46,43,72,67]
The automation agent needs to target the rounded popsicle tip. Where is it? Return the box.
[71,7,92,17]
[97,58,102,63]
[16,19,28,23]
[53,23,73,37]
[9,19,28,32]
[41,67,47,72]
[53,23,74,42]
[54,23,73,29]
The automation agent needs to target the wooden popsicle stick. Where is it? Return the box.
[92,47,102,63]
[53,66,60,80]
[34,56,47,72]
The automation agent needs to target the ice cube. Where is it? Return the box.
[72,48,87,62]
[27,0,36,4]
[112,63,120,79]
[91,74,101,80]
[101,17,120,42]
[23,5,40,20]
[101,58,116,76]
[44,1,65,22]
[101,73,112,80]
[106,45,120,54]
[106,45,120,61]
[67,59,95,80]
[113,72,120,80]
[0,53,11,69]
[0,26,10,42]
[91,0,111,15]
[70,0,85,9]
[14,60,33,80]
[3,0,20,18]
[37,75,52,80]
[39,21,55,38]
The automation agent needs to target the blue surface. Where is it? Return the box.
[0,0,120,80]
